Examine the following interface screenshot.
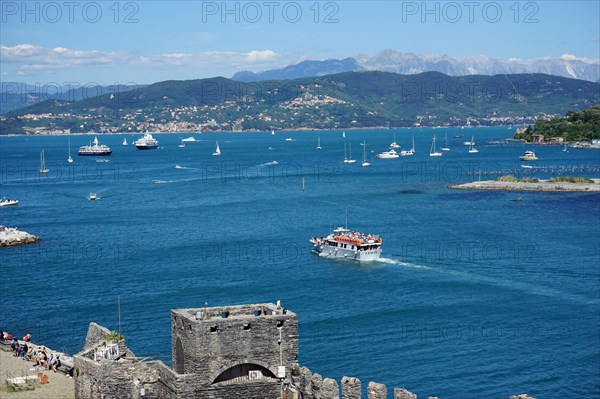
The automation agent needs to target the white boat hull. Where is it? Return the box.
[313,244,381,261]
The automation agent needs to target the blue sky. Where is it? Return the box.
[1,1,599,85]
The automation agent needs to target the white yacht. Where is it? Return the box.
[401,135,415,156]
[67,135,74,163]
[182,136,196,142]
[212,141,221,156]
[440,133,450,151]
[135,133,159,150]
[377,148,399,159]
[361,141,371,167]
[310,227,382,261]
[390,133,401,149]
[0,198,19,207]
[39,150,49,174]
[429,135,442,157]
[347,143,356,164]
[78,136,112,156]
[88,193,97,201]
[468,136,478,153]
[519,150,538,161]
[343,143,356,164]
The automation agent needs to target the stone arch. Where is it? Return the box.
[174,337,184,373]
[210,360,278,384]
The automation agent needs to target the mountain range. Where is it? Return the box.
[232,49,600,83]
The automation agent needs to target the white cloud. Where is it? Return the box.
[1,43,282,74]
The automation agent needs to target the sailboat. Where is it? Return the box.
[343,143,349,163]
[178,138,185,148]
[122,137,128,146]
[271,130,275,136]
[342,131,346,139]
[347,143,356,163]
[562,142,569,153]
[429,135,442,157]
[212,141,221,156]
[39,150,49,173]
[361,141,371,167]
[454,127,465,138]
[440,132,450,151]
[401,135,415,156]
[390,133,401,149]
[67,135,73,163]
[468,136,479,153]
[317,136,322,150]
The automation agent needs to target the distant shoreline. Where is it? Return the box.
[449,179,600,192]
[0,125,522,137]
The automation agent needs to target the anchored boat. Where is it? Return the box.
[135,133,159,150]
[519,150,538,161]
[78,136,112,156]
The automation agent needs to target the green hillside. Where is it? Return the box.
[514,105,600,142]
[2,72,599,134]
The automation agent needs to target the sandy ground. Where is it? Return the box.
[0,349,74,399]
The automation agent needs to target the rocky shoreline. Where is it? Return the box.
[449,179,600,192]
[0,226,41,247]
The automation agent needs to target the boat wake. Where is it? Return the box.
[377,257,433,270]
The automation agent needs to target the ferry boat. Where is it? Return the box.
[310,227,382,261]
[78,137,112,156]
[135,133,159,150]
[519,150,538,161]
[0,198,19,207]
[181,136,196,142]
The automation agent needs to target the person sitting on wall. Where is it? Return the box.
[24,344,35,361]
[46,353,58,371]
[52,355,61,372]
[18,342,28,359]
[11,338,19,356]
[35,347,47,368]
[22,333,31,342]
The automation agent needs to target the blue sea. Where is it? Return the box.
[1,128,599,398]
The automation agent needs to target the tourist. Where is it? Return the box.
[46,353,58,371]
[24,344,34,361]
[35,347,47,368]
[11,338,19,356]
[18,342,28,358]
[52,355,61,372]
[23,333,31,342]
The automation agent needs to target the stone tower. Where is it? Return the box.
[171,303,299,385]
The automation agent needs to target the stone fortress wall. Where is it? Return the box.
[73,303,535,399]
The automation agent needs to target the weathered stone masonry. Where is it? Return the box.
[73,303,536,399]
